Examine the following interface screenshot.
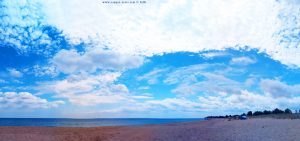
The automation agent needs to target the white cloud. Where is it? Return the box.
[3,0,300,67]
[198,90,300,111]
[75,89,300,115]
[200,51,229,59]
[38,0,300,68]
[137,86,150,90]
[90,103,153,114]
[260,79,300,98]
[3,0,300,116]
[163,64,215,85]
[37,72,130,106]
[230,56,256,65]
[162,63,244,96]
[8,68,23,78]
[0,0,65,55]
[95,98,202,114]
[2,0,300,67]
[31,65,58,77]
[245,77,256,87]
[137,68,168,85]
[171,73,241,96]
[52,48,144,74]
[0,92,64,109]
[146,98,202,112]
[131,95,153,99]
[68,94,126,106]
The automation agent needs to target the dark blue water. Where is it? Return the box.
[0,118,202,127]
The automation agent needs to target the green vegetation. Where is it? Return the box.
[249,113,300,119]
[247,108,300,119]
[206,108,300,120]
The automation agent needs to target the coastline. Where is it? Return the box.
[1,118,300,141]
[0,118,202,127]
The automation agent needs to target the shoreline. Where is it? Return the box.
[0,118,203,127]
[1,118,300,141]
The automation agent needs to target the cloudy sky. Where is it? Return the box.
[0,0,300,118]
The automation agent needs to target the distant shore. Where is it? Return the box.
[1,118,300,141]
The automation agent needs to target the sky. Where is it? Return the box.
[0,0,300,118]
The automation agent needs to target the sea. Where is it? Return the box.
[0,118,202,127]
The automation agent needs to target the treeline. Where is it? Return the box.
[205,108,293,119]
[246,108,292,116]
[205,115,241,119]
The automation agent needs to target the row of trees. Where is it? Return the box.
[246,108,292,116]
[206,108,294,119]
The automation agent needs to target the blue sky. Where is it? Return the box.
[0,0,300,118]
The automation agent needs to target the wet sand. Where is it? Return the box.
[1,118,300,141]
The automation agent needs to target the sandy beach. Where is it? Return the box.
[0,118,300,141]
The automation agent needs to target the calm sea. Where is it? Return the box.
[0,118,202,127]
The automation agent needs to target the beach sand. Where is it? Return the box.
[0,118,300,141]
